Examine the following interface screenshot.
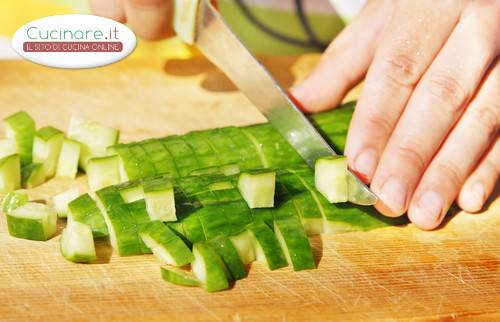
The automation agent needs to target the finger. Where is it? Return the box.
[345,0,462,184]
[89,0,126,22]
[124,0,174,40]
[371,1,500,217]
[457,138,499,213]
[290,0,392,113]
[408,59,499,230]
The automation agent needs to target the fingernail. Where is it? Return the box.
[413,191,443,229]
[463,183,485,212]
[379,177,408,214]
[353,149,378,182]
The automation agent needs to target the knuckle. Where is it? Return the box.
[365,110,394,136]
[434,163,463,189]
[425,73,469,112]
[472,103,500,141]
[396,141,427,173]
[380,53,421,88]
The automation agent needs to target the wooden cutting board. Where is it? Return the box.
[0,57,498,322]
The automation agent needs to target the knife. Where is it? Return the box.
[173,0,377,206]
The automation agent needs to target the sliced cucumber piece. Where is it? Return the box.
[6,202,57,241]
[1,189,28,214]
[247,222,287,270]
[143,176,176,222]
[192,243,230,292]
[87,155,121,192]
[0,154,21,195]
[208,181,233,191]
[56,139,81,179]
[220,164,240,176]
[32,126,64,179]
[50,188,80,218]
[237,170,276,208]
[229,229,255,264]
[315,156,349,203]
[117,181,144,203]
[60,221,96,263]
[160,266,201,287]
[3,111,36,166]
[0,139,18,159]
[208,236,247,280]
[21,163,45,189]
[68,193,109,238]
[67,116,119,170]
[139,220,193,266]
[274,217,316,271]
[173,0,199,44]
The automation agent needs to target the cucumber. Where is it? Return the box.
[192,243,230,292]
[247,222,288,270]
[0,154,21,195]
[315,156,348,203]
[68,193,109,238]
[1,189,28,214]
[6,202,57,241]
[0,139,18,159]
[50,188,80,218]
[116,181,144,203]
[67,116,119,170]
[3,111,36,166]
[87,155,121,192]
[229,230,255,264]
[208,236,247,280]
[139,220,193,266]
[143,176,176,222]
[208,181,233,191]
[60,221,97,263]
[160,266,201,287]
[32,126,64,179]
[21,163,45,189]
[237,170,276,208]
[56,139,81,179]
[274,217,316,271]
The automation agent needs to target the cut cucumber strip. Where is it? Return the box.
[0,154,21,195]
[274,217,316,271]
[160,266,201,287]
[1,189,28,214]
[60,221,97,263]
[315,156,349,203]
[208,236,247,280]
[229,229,255,264]
[67,116,119,170]
[3,111,36,166]
[237,170,276,208]
[68,193,109,238]
[143,176,176,222]
[32,126,64,179]
[6,202,57,241]
[173,0,200,44]
[87,155,121,192]
[208,181,233,191]
[56,139,81,179]
[139,220,193,266]
[21,163,45,189]
[116,181,144,203]
[220,164,240,176]
[50,188,80,219]
[192,243,230,292]
[247,222,288,270]
[0,139,18,159]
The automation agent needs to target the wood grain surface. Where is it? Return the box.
[0,57,498,322]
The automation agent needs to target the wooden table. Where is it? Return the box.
[0,57,498,322]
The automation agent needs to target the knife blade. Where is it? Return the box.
[174,0,377,206]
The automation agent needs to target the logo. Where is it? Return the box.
[12,14,137,69]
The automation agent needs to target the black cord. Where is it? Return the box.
[294,0,327,51]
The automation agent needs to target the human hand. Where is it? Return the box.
[89,0,174,40]
[291,0,499,230]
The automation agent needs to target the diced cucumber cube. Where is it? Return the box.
[1,189,28,214]
[274,217,316,271]
[3,111,36,166]
[192,243,230,292]
[143,176,176,222]
[116,181,144,203]
[67,116,119,170]
[237,170,276,208]
[139,220,193,266]
[208,236,247,280]
[6,202,57,241]
[32,126,64,179]
[68,193,109,238]
[56,139,81,179]
[229,229,255,264]
[87,155,121,192]
[160,266,201,287]
[315,156,349,203]
[60,221,96,263]
[21,163,45,189]
[50,188,80,218]
[0,154,21,195]
[247,222,287,270]
[0,139,18,159]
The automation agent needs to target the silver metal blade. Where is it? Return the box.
[193,0,377,205]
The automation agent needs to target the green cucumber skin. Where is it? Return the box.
[21,163,45,189]
[208,236,247,280]
[4,111,36,166]
[6,204,57,241]
[68,193,109,238]
[160,267,201,287]
[0,154,21,194]
[192,243,230,292]
[33,127,64,179]
[274,217,316,271]
[1,190,28,214]
[247,222,288,271]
